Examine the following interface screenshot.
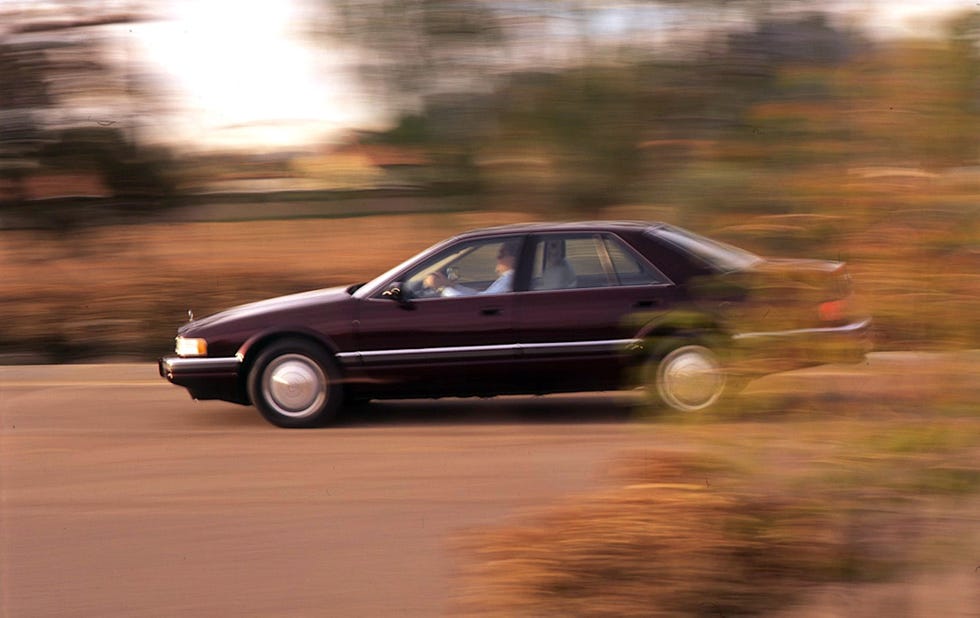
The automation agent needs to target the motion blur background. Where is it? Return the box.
[1,0,977,361]
[2,4,979,616]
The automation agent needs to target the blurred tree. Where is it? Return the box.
[363,114,431,146]
[323,0,506,192]
[325,0,504,111]
[482,66,649,213]
[662,13,878,216]
[322,1,977,218]
[0,2,177,227]
[322,2,697,210]
[737,11,979,172]
[0,42,54,205]
[40,126,175,200]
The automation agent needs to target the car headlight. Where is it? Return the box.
[175,336,208,357]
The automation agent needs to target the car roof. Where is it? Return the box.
[452,220,664,240]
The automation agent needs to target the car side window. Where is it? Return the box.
[602,235,671,285]
[402,237,519,298]
[532,235,609,290]
[530,234,669,290]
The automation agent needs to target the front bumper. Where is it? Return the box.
[159,355,247,404]
[730,317,873,375]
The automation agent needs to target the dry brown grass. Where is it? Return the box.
[454,410,980,617]
[455,454,875,616]
[451,348,980,616]
[0,210,534,360]
[0,192,976,360]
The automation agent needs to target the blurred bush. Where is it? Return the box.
[455,437,980,616]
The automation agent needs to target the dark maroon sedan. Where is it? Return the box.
[159,221,871,427]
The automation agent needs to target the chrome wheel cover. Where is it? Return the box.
[261,354,328,419]
[656,345,726,412]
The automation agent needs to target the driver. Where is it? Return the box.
[424,241,517,297]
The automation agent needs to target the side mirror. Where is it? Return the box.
[382,283,405,302]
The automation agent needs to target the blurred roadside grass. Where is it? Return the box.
[454,407,980,616]
[0,211,533,361]
[0,169,976,360]
[454,353,979,615]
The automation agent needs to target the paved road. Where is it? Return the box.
[1,353,977,616]
[1,365,659,617]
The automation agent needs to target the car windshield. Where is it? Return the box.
[651,224,761,272]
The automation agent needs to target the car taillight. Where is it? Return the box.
[818,298,847,322]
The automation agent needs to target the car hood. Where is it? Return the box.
[179,286,352,334]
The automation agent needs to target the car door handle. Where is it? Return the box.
[634,299,661,309]
[481,307,502,316]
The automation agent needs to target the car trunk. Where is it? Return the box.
[722,258,857,332]
[700,258,870,374]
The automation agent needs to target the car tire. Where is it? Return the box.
[646,343,728,413]
[247,339,342,428]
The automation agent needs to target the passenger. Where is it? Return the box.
[539,239,576,290]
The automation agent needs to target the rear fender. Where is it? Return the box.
[630,309,732,359]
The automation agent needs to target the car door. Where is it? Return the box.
[351,235,525,397]
[511,232,676,393]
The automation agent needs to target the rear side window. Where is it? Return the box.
[530,233,670,290]
[652,225,761,272]
[603,235,670,286]
[531,235,606,290]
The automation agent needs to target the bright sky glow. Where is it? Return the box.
[861,0,976,38]
[136,0,372,151]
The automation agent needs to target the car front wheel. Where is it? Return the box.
[649,344,728,413]
[247,340,342,428]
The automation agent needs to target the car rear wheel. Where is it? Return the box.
[247,339,342,428]
[649,344,728,413]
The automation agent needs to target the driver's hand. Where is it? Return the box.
[424,272,448,289]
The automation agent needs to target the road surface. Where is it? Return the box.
[1,353,977,616]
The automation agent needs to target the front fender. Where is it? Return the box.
[238,326,343,365]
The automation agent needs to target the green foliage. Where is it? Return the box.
[907,467,980,495]
[326,0,503,109]
[365,114,431,146]
[868,424,980,454]
[491,66,649,212]
[323,3,979,227]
